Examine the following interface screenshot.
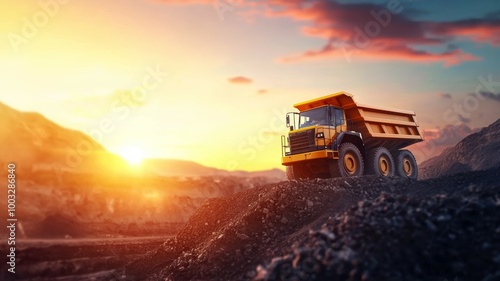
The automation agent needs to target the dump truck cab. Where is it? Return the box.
[285,105,347,153]
[281,91,423,180]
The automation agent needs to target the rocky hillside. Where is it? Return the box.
[419,118,500,179]
[0,102,126,176]
[126,167,500,281]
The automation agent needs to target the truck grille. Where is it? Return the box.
[290,129,316,154]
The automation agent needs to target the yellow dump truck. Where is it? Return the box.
[281,91,423,179]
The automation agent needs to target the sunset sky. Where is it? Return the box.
[1,0,500,171]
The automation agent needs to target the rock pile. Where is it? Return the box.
[126,167,500,281]
[255,186,500,281]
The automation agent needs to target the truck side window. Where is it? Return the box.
[335,109,344,126]
[328,107,335,126]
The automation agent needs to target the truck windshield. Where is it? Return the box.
[299,107,329,128]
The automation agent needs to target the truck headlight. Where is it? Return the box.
[316,132,324,138]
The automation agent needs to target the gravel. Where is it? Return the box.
[255,187,500,281]
[126,166,500,281]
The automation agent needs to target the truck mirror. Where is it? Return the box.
[286,115,290,127]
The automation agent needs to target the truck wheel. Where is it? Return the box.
[338,143,364,177]
[367,147,395,177]
[394,150,418,179]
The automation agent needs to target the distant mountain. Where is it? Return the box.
[0,102,126,176]
[231,168,286,180]
[419,118,500,179]
[142,158,286,180]
[0,102,285,180]
[142,158,216,176]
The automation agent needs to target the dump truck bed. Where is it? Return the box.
[294,92,423,151]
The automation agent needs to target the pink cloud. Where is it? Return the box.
[228,76,253,84]
[153,0,500,66]
[264,0,493,66]
[153,0,211,3]
[431,20,500,46]
[410,123,479,162]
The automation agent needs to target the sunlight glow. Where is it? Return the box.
[118,146,145,165]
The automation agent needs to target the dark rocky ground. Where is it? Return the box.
[125,166,500,281]
[0,236,169,281]
[255,185,500,281]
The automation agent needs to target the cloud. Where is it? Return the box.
[257,89,268,94]
[485,10,500,19]
[458,115,471,124]
[411,123,479,162]
[431,18,500,47]
[439,93,452,99]
[479,91,500,102]
[153,0,500,66]
[228,76,253,84]
[153,0,211,4]
[267,0,498,66]
[422,124,477,145]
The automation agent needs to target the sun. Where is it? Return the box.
[118,146,145,165]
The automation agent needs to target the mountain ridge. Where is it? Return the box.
[419,118,500,179]
[0,101,125,176]
[0,101,285,179]
[142,158,285,179]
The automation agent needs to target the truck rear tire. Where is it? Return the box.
[367,147,395,177]
[338,142,364,177]
[393,149,418,179]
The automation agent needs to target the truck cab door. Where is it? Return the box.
[335,108,347,132]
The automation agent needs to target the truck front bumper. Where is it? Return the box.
[282,150,338,166]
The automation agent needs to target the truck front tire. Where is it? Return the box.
[367,147,395,177]
[338,142,364,177]
[393,149,418,179]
